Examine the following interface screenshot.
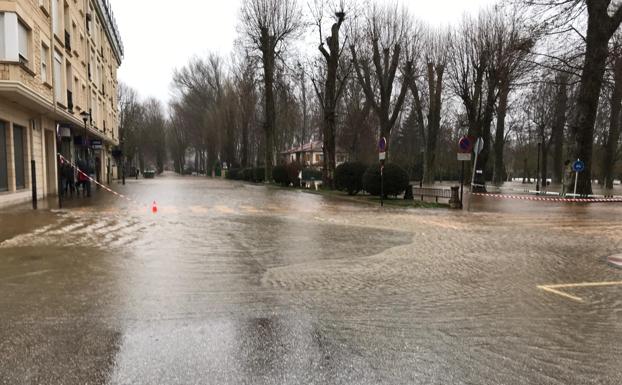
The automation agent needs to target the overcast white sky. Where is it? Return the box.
[112,0,497,104]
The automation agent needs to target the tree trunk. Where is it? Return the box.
[423,64,444,185]
[551,73,568,184]
[572,9,615,195]
[493,77,509,185]
[320,16,344,189]
[261,28,276,182]
[603,56,622,190]
[541,143,549,191]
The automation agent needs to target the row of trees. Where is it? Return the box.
[118,0,622,195]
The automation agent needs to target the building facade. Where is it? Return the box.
[0,0,123,207]
[281,140,349,169]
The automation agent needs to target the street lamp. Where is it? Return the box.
[80,111,92,196]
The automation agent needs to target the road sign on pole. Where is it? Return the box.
[572,160,585,173]
[477,138,484,154]
[459,136,474,153]
[378,137,387,207]
[573,159,585,197]
[471,138,484,192]
[378,137,387,153]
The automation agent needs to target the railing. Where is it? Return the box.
[66,90,73,113]
[64,31,71,51]
[413,187,453,202]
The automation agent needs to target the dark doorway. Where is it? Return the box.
[0,122,7,192]
[13,125,25,190]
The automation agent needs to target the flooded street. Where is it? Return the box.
[1,176,622,384]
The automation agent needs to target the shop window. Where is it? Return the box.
[0,122,7,192]
[13,125,26,190]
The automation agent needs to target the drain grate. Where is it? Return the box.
[606,254,622,269]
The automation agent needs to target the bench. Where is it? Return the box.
[412,187,453,203]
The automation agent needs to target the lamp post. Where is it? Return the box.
[80,111,92,197]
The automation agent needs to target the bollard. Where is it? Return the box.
[449,186,462,209]
[404,184,414,200]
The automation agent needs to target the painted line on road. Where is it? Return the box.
[538,281,622,302]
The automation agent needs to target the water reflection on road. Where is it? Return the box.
[1,176,621,384]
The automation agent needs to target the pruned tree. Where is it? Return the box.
[527,0,622,194]
[240,0,303,182]
[311,0,351,188]
[408,27,448,184]
[350,2,412,158]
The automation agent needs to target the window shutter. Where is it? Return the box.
[18,21,28,61]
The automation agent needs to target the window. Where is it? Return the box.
[0,122,7,192]
[18,20,29,64]
[13,125,25,190]
[54,50,63,102]
[0,14,5,60]
[39,0,50,14]
[41,44,49,83]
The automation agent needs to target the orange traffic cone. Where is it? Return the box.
[152,201,158,214]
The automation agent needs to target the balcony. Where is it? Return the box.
[64,31,72,51]
[67,90,74,113]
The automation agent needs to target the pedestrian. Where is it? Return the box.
[135,167,139,180]
[63,163,75,197]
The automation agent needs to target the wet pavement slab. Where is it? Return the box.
[1,176,622,384]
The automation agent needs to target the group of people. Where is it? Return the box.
[60,160,92,198]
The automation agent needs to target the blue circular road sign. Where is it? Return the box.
[572,160,585,173]
[378,137,387,152]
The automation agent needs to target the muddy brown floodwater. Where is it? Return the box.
[1,176,622,384]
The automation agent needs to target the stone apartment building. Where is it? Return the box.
[0,0,123,207]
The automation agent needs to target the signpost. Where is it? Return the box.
[457,136,475,207]
[572,159,585,197]
[471,138,484,192]
[378,137,387,207]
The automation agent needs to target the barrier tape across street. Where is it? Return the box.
[59,154,140,205]
[472,192,622,203]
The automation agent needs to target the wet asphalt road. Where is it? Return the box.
[1,176,622,384]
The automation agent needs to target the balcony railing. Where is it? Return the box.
[64,31,71,51]
[67,90,73,113]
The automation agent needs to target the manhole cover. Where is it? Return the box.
[606,254,622,269]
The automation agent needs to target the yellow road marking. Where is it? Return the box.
[190,205,209,214]
[240,205,259,213]
[538,281,622,302]
[215,205,235,214]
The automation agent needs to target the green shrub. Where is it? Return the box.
[335,162,367,195]
[253,167,266,183]
[227,168,241,180]
[272,165,289,186]
[363,164,409,197]
[241,168,253,181]
[301,168,322,181]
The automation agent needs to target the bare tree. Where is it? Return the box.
[528,0,622,194]
[240,0,303,182]
[603,39,622,190]
[350,3,412,158]
[408,27,448,184]
[311,0,350,188]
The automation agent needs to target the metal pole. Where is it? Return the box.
[536,142,541,192]
[57,153,63,209]
[460,161,464,205]
[380,163,384,207]
[31,160,37,210]
[30,123,37,210]
[573,171,579,197]
[470,152,479,192]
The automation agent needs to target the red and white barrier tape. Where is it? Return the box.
[472,192,622,203]
[59,154,138,205]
